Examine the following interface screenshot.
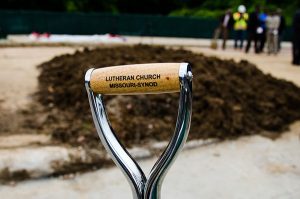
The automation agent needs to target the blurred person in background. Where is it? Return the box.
[245,5,260,53]
[292,9,300,66]
[257,8,268,53]
[233,5,248,50]
[211,9,234,50]
[219,9,234,50]
[266,9,280,55]
[277,9,286,52]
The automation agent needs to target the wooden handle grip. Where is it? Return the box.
[90,63,182,95]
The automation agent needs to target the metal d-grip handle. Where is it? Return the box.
[85,63,192,199]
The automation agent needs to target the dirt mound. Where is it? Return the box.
[36,45,300,148]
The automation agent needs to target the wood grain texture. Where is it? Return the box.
[90,63,181,95]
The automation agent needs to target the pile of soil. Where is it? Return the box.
[36,45,300,148]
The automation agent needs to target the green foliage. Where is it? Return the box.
[0,0,299,22]
[65,0,78,12]
[169,8,223,19]
[169,8,192,17]
[168,0,298,24]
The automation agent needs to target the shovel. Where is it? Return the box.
[85,63,192,199]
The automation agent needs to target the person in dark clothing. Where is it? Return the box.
[257,9,268,53]
[245,6,260,53]
[219,9,234,49]
[292,9,300,66]
[277,9,286,52]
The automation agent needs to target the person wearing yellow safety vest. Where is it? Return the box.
[233,5,249,49]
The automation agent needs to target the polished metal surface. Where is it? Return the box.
[85,63,192,199]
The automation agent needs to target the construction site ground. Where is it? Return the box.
[0,37,299,198]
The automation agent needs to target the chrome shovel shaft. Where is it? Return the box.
[85,63,192,199]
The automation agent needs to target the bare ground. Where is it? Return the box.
[0,47,78,111]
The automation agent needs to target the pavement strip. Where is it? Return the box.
[0,122,299,199]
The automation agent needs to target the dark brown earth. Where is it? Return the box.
[34,45,300,148]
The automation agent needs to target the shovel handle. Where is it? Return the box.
[88,63,189,95]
